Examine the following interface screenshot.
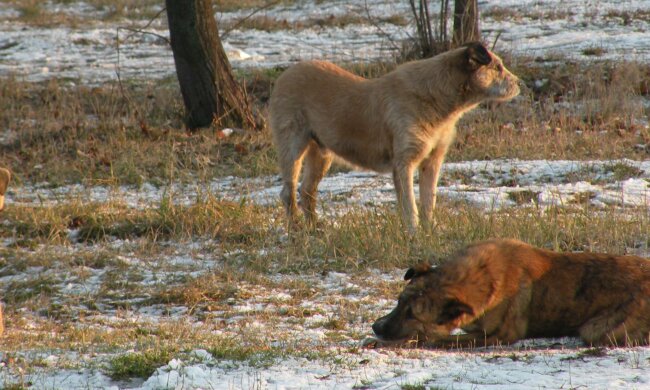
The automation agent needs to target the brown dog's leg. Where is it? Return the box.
[299,143,333,227]
[419,146,447,222]
[393,161,418,232]
[578,309,646,346]
[424,333,509,349]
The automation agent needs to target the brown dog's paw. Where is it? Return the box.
[360,337,417,349]
[360,337,379,349]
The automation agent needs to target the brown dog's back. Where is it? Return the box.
[373,239,650,347]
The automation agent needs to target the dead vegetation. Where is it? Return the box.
[2,57,649,187]
[1,1,650,385]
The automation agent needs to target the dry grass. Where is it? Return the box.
[2,13,650,380]
[1,193,648,380]
[2,197,648,273]
[222,12,407,33]
[2,58,649,187]
[0,77,277,186]
[1,200,648,365]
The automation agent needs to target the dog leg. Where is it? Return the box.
[419,146,447,222]
[277,135,310,228]
[423,332,510,349]
[393,162,418,232]
[299,143,333,228]
[578,307,644,346]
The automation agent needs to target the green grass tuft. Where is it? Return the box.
[107,348,176,380]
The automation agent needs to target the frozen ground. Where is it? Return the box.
[2,0,650,389]
[16,344,650,389]
[2,158,650,389]
[9,159,650,211]
[0,0,650,82]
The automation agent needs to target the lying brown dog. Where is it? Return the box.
[269,43,520,231]
[373,239,650,347]
[0,167,10,211]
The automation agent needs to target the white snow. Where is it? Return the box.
[2,1,650,389]
[1,0,650,82]
[13,346,650,389]
[8,159,650,211]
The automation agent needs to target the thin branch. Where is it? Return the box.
[114,7,167,120]
[491,31,502,51]
[221,0,282,40]
[363,0,401,53]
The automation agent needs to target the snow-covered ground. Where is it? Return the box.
[19,344,650,389]
[1,0,650,82]
[2,1,650,389]
[9,159,650,211]
[2,158,650,389]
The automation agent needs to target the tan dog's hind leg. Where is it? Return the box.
[419,146,447,222]
[299,143,333,227]
[277,134,310,228]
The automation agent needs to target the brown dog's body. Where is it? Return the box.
[0,167,10,211]
[373,239,650,347]
[269,43,520,230]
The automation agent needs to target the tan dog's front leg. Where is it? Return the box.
[393,162,418,232]
[419,147,447,222]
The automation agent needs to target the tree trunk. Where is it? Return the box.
[165,0,263,131]
[453,0,480,45]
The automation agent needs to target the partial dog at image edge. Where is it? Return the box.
[0,167,9,335]
[269,42,520,231]
[372,238,650,348]
[0,167,10,212]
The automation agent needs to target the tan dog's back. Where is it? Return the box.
[270,61,392,172]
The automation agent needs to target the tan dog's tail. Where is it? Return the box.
[0,167,11,211]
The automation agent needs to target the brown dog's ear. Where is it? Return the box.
[404,262,434,280]
[465,42,491,70]
[436,299,474,324]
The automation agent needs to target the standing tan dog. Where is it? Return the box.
[0,167,10,211]
[372,239,650,347]
[269,43,520,230]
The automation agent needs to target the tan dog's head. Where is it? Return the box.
[0,168,11,211]
[459,42,521,103]
[372,262,473,343]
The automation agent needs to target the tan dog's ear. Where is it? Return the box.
[464,42,492,70]
[404,262,434,280]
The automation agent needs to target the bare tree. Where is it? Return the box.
[166,0,263,131]
[453,0,480,45]
[407,0,481,58]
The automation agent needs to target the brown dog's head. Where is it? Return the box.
[372,262,473,343]
[0,168,10,211]
[460,42,521,103]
